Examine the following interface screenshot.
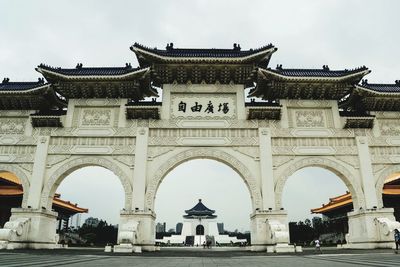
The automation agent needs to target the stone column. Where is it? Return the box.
[1,136,59,249]
[26,136,50,209]
[344,136,398,249]
[132,127,149,211]
[115,127,154,253]
[258,128,276,210]
[356,136,378,209]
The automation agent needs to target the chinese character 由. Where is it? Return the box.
[191,102,203,112]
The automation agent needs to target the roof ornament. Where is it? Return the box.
[166,42,174,51]
[276,64,283,70]
[395,80,400,85]
[2,78,10,84]
[38,78,45,84]
[233,43,241,51]
[125,63,132,69]
[75,63,83,69]
[322,65,330,70]
[362,79,368,85]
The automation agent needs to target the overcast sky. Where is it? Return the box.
[2,1,399,231]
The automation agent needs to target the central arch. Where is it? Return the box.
[145,148,262,211]
[275,157,364,210]
[40,157,133,211]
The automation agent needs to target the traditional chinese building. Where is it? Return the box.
[1,42,400,253]
[157,199,246,246]
[311,174,400,242]
[0,172,87,232]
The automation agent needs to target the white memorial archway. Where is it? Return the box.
[0,42,399,252]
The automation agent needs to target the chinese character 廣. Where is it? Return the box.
[204,101,214,113]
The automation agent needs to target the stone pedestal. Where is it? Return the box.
[345,208,400,249]
[250,210,296,253]
[0,208,58,249]
[117,210,155,253]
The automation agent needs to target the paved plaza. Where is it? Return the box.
[0,249,399,267]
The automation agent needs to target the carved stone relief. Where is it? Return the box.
[0,118,27,134]
[379,120,400,136]
[80,109,112,126]
[294,110,325,127]
[47,137,135,155]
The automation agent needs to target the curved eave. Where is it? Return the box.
[131,46,277,65]
[354,85,400,96]
[259,68,371,82]
[311,198,353,214]
[183,215,217,219]
[0,84,51,95]
[53,198,88,213]
[36,66,151,81]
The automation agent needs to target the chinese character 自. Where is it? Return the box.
[178,101,187,112]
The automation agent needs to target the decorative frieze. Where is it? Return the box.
[379,120,400,136]
[48,137,135,155]
[0,118,27,134]
[168,83,239,93]
[285,100,333,108]
[81,109,112,126]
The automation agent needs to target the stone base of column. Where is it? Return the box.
[116,210,155,253]
[250,210,297,253]
[0,208,58,250]
[345,208,400,249]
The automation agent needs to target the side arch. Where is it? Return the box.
[40,157,133,211]
[376,164,400,208]
[275,157,364,210]
[145,148,262,211]
[0,164,30,208]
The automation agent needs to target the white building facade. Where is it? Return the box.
[0,42,399,253]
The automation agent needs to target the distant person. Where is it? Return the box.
[394,229,400,252]
[314,239,321,253]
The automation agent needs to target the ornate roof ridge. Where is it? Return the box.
[184,199,215,215]
[37,63,143,75]
[131,42,275,56]
[0,77,48,91]
[266,65,369,77]
[357,79,400,93]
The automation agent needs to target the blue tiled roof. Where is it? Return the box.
[185,199,215,216]
[37,63,143,76]
[268,65,369,78]
[358,80,400,93]
[0,78,47,91]
[131,42,275,58]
